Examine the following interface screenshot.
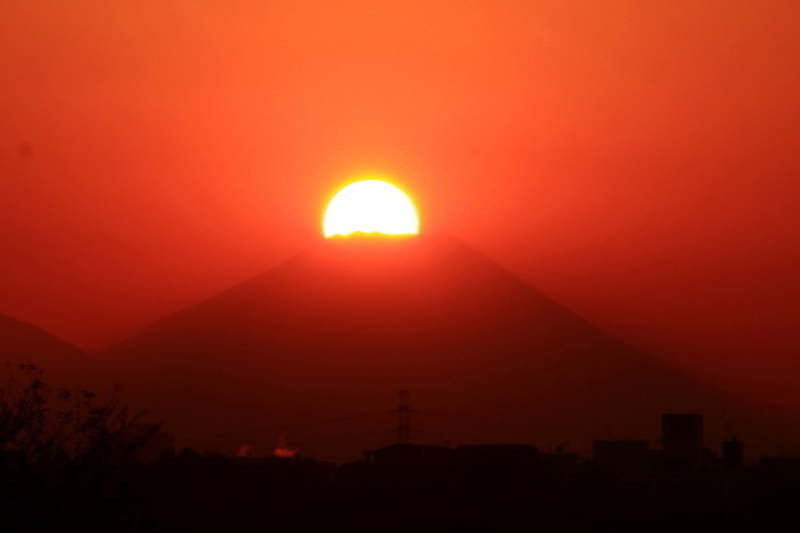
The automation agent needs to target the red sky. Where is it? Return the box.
[1,1,799,405]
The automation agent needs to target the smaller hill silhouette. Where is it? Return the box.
[0,313,88,368]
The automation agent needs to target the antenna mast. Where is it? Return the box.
[397,390,411,444]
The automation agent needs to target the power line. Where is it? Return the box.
[179,392,597,446]
[181,409,392,442]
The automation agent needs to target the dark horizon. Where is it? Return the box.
[2,361,799,532]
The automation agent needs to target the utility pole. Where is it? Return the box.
[397,390,410,444]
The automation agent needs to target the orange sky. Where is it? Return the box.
[1,1,799,404]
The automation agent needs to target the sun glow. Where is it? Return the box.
[322,179,420,237]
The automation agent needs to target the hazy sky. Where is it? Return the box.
[2,1,799,404]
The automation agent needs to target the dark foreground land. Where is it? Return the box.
[1,366,798,532]
[3,447,800,533]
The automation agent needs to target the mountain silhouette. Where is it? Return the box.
[99,235,786,460]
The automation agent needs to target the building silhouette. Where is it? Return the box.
[722,436,745,469]
[593,439,650,476]
[661,413,704,463]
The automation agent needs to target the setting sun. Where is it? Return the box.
[322,179,420,237]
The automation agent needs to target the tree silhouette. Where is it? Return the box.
[1,364,161,532]
[0,364,158,467]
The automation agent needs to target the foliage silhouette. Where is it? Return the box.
[1,364,158,466]
[1,363,160,532]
